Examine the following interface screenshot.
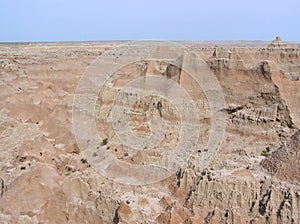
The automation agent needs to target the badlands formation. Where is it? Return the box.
[0,38,299,223]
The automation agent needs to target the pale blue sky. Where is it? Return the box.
[0,0,299,42]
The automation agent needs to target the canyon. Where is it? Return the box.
[0,39,299,223]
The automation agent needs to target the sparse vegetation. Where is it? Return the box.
[81,158,88,164]
[124,152,129,157]
[102,137,108,146]
[261,150,269,157]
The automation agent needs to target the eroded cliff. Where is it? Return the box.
[0,40,299,223]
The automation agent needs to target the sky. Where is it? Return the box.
[0,0,299,42]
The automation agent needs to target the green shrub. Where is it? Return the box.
[102,137,108,145]
[261,150,268,157]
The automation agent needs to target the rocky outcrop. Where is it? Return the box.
[168,168,300,224]
[268,36,288,48]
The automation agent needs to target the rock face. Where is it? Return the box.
[268,36,288,48]
[261,130,300,184]
[0,41,299,223]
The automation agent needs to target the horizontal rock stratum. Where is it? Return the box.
[0,39,299,224]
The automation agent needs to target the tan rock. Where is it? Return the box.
[0,42,299,224]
